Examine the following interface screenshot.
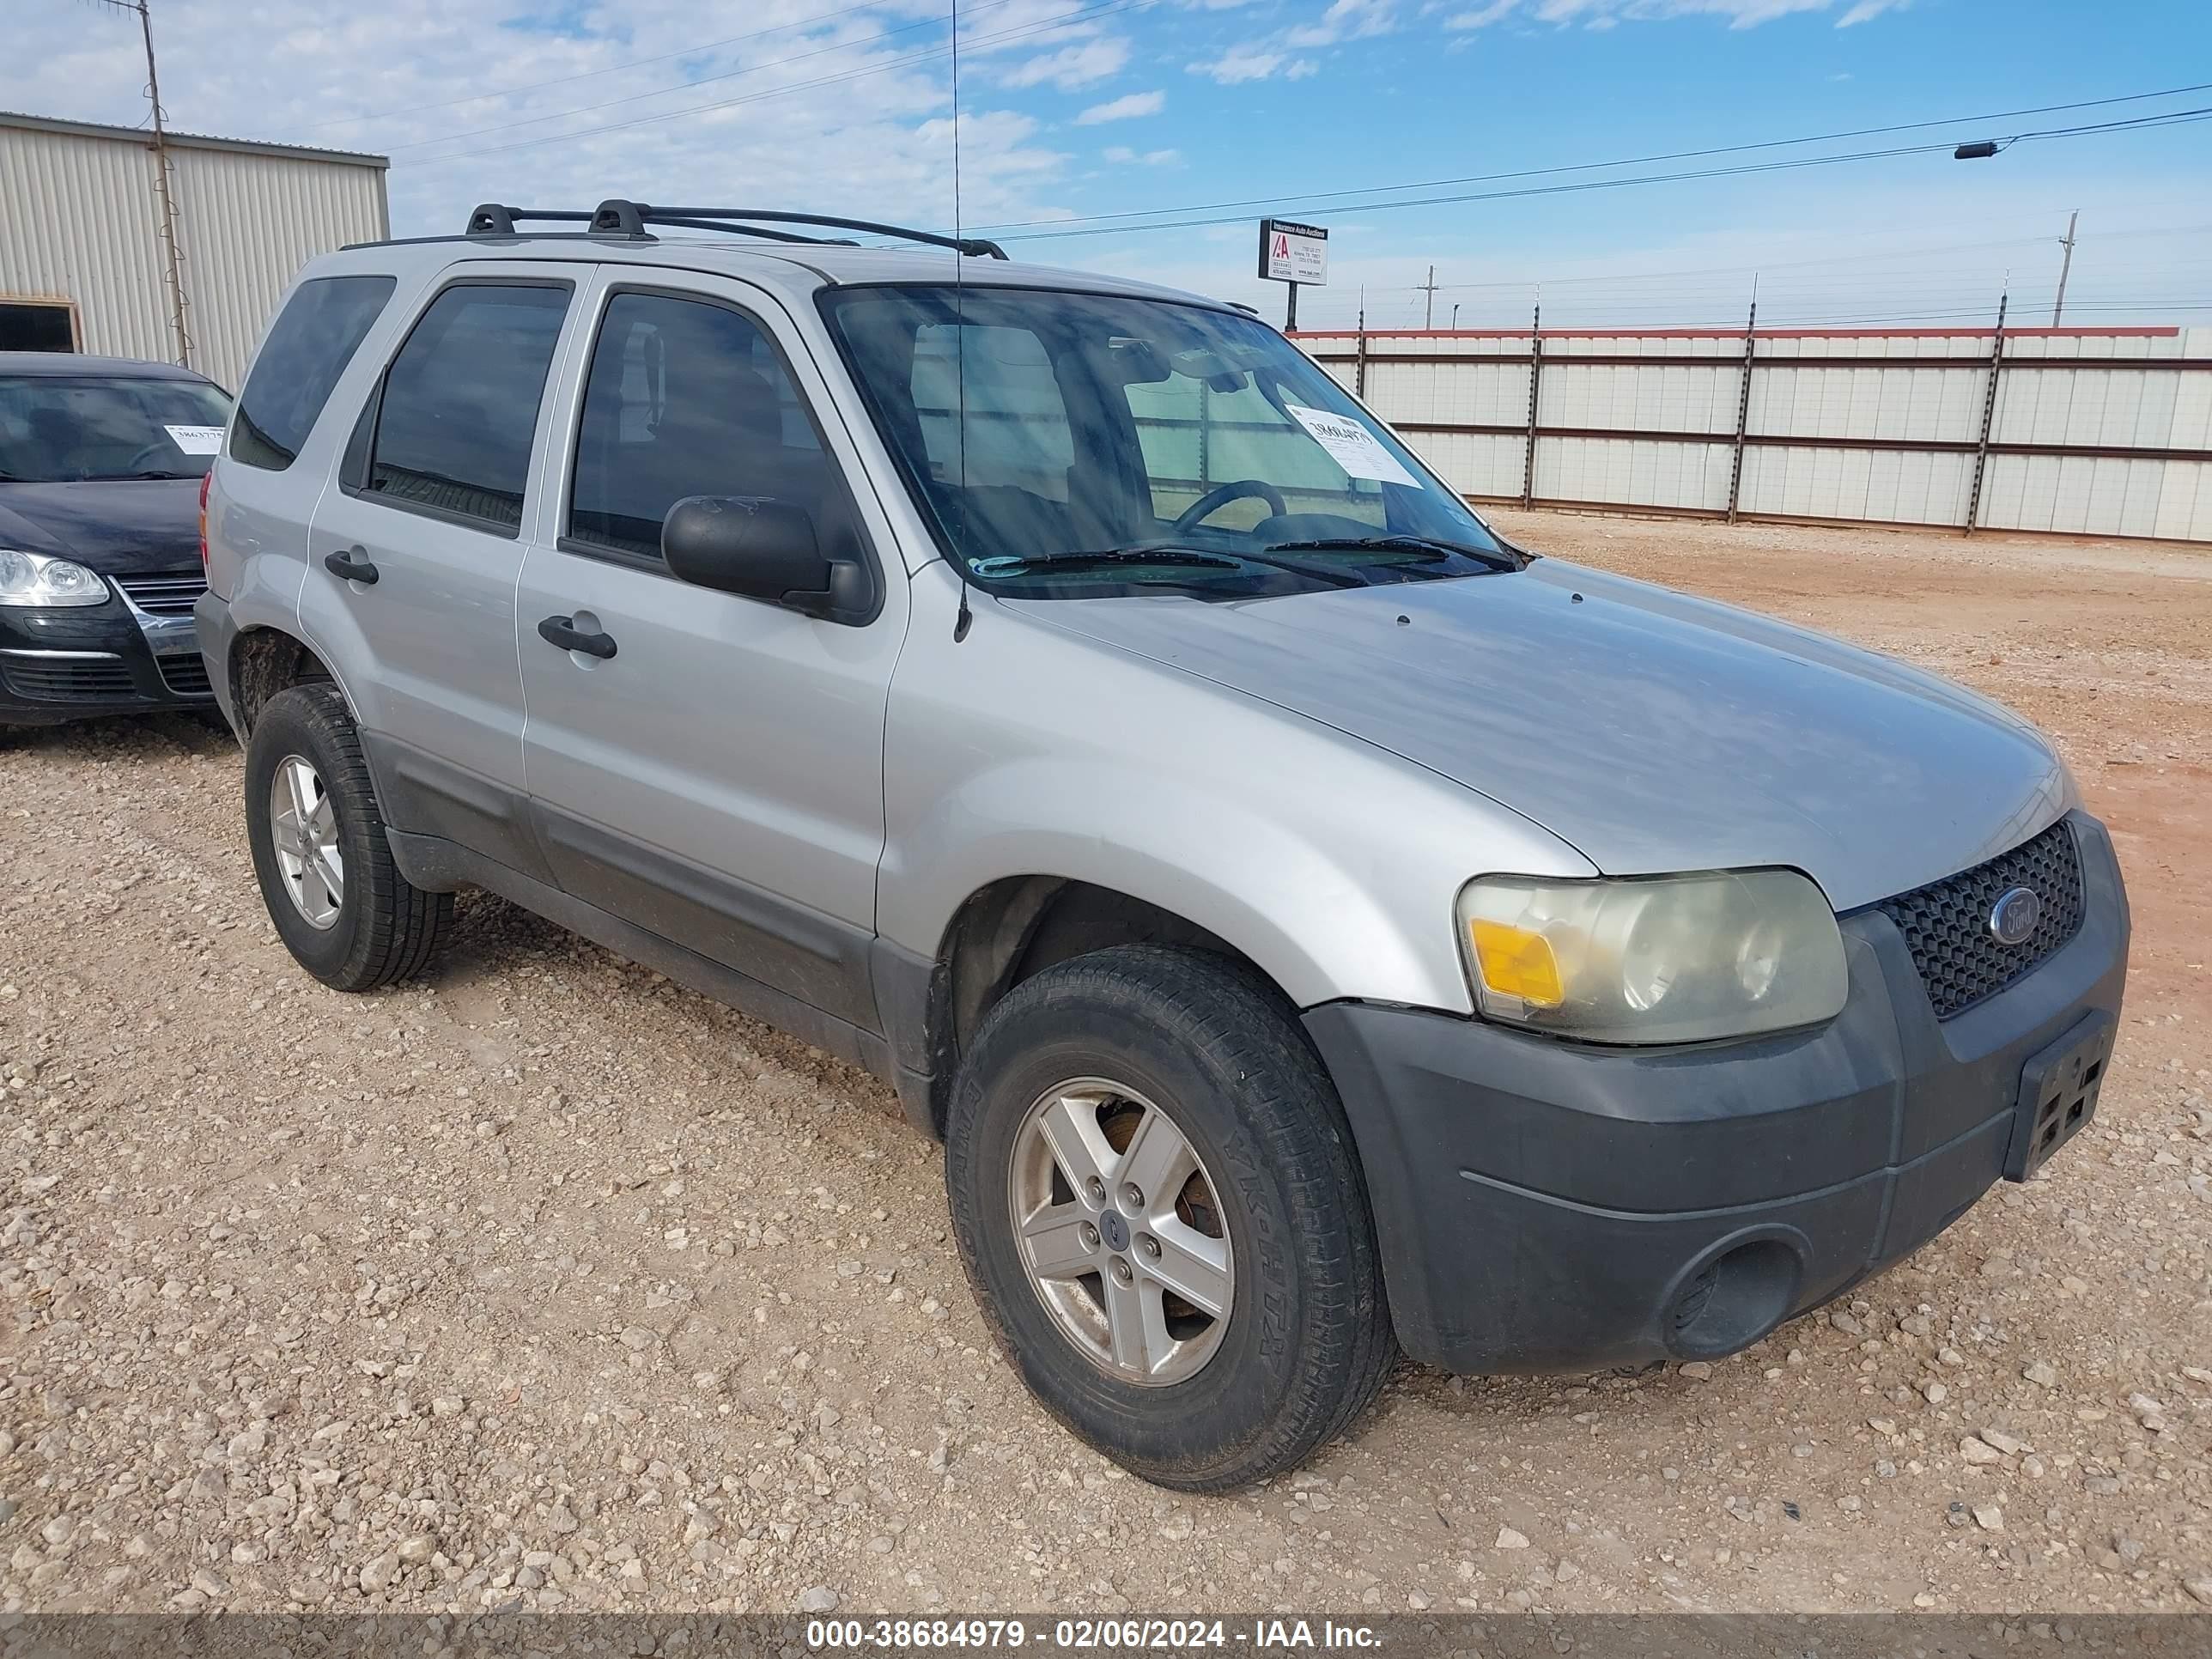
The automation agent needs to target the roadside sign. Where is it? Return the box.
[1259,219,1329,287]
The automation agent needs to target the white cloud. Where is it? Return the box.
[1187,46,1319,84]
[998,36,1131,91]
[0,2,1099,238]
[1447,0,1911,27]
[1103,145,1182,165]
[1073,88,1166,124]
[1286,1,1400,47]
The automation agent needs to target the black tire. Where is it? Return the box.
[244,683,452,991]
[945,944,1395,1490]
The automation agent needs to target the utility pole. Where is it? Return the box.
[1419,264,1440,331]
[2051,210,2079,328]
[101,0,192,368]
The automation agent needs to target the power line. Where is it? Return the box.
[398,0,1144,167]
[964,82,2212,235]
[993,110,2212,246]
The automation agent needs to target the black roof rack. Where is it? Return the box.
[464,198,1008,259]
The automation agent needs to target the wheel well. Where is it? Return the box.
[921,877,1279,1133]
[230,629,335,736]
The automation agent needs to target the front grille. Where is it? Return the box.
[3,658,137,702]
[1872,818,2086,1019]
[158,655,212,698]
[114,571,208,616]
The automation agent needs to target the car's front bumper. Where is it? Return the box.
[1304,810,2130,1375]
[0,584,213,726]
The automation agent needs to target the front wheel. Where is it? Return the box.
[945,945,1395,1490]
[244,683,453,991]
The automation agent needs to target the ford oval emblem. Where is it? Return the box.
[1988,886,2042,946]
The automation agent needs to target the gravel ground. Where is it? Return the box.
[1,512,2207,1618]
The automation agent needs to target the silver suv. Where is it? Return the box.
[198,200,2129,1490]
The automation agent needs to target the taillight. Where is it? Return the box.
[198,471,211,569]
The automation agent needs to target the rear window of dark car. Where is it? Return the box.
[231,275,396,471]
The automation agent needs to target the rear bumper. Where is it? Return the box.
[194,586,243,734]
[1304,811,2130,1375]
[0,588,212,726]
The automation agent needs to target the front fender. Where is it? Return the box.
[877,574,1595,1012]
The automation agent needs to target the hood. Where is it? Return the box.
[1016,559,2070,912]
[0,479,204,575]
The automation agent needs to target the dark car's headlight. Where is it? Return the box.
[1456,869,1848,1043]
[0,549,108,607]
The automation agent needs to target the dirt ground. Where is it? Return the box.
[0,511,2206,1619]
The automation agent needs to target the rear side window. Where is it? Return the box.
[362,283,569,532]
[231,275,395,471]
[568,291,833,562]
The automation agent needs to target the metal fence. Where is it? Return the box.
[1297,317,2212,544]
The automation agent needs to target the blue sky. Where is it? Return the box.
[10,1,2209,329]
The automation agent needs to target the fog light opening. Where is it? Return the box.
[1667,1237,1802,1358]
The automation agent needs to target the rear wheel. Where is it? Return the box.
[945,945,1395,1490]
[244,684,452,990]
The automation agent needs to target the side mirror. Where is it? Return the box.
[661,495,871,623]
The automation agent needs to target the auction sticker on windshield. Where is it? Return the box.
[1283,404,1421,488]
[164,425,224,455]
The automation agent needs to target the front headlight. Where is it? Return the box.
[1456,869,1847,1044]
[0,549,109,607]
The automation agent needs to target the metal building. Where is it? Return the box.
[0,111,388,391]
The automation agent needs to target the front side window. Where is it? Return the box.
[363,283,569,532]
[0,374,232,483]
[568,291,837,562]
[232,274,394,471]
[821,286,1512,600]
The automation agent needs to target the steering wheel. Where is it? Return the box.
[1171,479,1288,536]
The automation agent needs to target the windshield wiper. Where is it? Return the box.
[1265,533,1525,572]
[974,546,1243,575]
[114,471,200,482]
[975,544,1364,587]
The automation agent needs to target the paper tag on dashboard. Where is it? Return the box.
[164,425,224,455]
[1283,404,1421,488]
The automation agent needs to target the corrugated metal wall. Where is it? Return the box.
[1304,325,2212,544]
[0,119,386,390]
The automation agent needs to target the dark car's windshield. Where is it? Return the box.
[819,286,1513,599]
[0,374,232,483]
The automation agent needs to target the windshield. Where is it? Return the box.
[818,286,1512,599]
[0,375,232,483]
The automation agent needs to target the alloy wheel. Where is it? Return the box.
[1007,1078,1233,1386]
[268,754,343,930]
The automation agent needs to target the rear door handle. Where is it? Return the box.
[324,548,379,585]
[537,614,617,660]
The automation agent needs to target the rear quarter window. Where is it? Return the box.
[230,274,397,471]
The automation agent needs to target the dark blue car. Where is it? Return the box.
[0,352,231,729]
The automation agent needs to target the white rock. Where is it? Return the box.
[359,1550,402,1594]
[799,1586,840,1613]
[1495,1527,1530,1550]
[1959,1437,2002,1465]
[1971,1503,2004,1533]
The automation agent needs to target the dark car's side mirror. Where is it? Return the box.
[661,495,872,624]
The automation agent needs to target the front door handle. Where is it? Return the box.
[324,548,379,585]
[537,614,617,660]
